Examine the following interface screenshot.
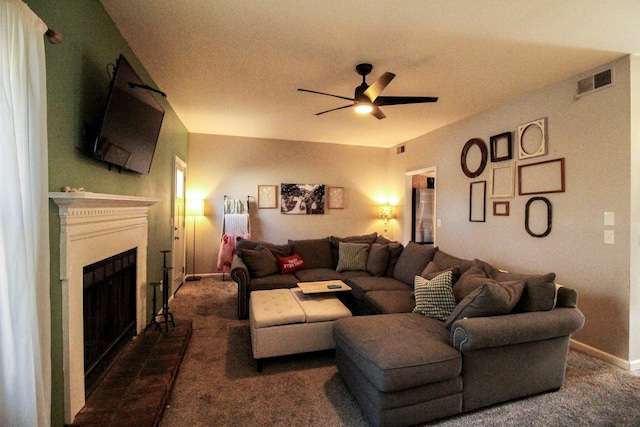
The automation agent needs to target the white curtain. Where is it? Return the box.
[0,1,51,426]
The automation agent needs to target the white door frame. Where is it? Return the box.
[172,156,187,293]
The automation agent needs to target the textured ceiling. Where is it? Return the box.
[100,0,640,148]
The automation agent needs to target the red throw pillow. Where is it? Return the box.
[277,253,305,274]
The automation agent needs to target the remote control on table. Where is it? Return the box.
[327,284,342,289]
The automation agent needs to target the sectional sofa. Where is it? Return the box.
[230,233,585,426]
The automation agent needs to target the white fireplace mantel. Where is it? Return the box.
[50,192,160,424]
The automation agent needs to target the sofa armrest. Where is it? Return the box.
[450,307,585,352]
[231,255,251,319]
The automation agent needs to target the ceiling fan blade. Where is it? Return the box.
[363,72,395,102]
[375,96,438,106]
[315,104,354,116]
[298,88,354,102]
[370,105,386,120]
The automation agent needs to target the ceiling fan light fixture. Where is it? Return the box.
[354,103,373,114]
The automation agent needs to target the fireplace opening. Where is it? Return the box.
[83,248,137,397]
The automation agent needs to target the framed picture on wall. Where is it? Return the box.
[518,158,565,195]
[328,187,345,209]
[489,163,515,198]
[469,181,486,222]
[257,185,277,208]
[490,132,512,162]
[280,184,325,214]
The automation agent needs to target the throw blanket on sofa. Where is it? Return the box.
[217,232,250,273]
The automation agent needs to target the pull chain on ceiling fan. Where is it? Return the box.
[298,63,438,120]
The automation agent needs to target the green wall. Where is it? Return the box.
[24,1,189,425]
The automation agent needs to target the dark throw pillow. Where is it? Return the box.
[366,243,391,277]
[444,280,525,329]
[240,247,279,278]
[489,269,556,312]
[393,242,437,286]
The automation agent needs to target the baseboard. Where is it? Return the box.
[186,272,225,279]
[570,339,638,371]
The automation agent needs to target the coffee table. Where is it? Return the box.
[297,280,352,294]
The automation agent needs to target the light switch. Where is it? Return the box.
[604,230,615,245]
[604,212,615,226]
[437,219,442,228]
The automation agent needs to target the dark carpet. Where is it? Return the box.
[160,277,640,427]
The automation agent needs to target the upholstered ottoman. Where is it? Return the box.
[249,288,352,371]
[333,313,463,427]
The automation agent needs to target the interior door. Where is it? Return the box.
[172,156,187,293]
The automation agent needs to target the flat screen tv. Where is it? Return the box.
[89,54,165,174]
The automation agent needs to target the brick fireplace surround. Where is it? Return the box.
[50,192,159,424]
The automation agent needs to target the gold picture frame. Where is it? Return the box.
[257,185,277,208]
[328,187,345,209]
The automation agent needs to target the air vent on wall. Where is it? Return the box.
[576,68,613,98]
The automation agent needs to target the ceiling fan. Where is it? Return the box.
[298,63,438,120]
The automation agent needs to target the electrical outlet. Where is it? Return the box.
[604,230,614,245]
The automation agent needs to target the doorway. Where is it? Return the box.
[172,156,187,293]
[405,167,436,245]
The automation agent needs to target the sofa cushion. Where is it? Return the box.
[249,273,299,291]
[413,271,456,321]
[240,246,279,278]
[260,242,292,258]
[422,262,461,282]
[346,276,411,301]
[289,237,333,269]
[333,313,461,392]
[366,243,391,277]
[392,242,437,286]
[444,280,525,329]
[452,264,491,302]
[385,243,404,277]
[432,250,476,276]
[339,270,372,279]
[336,242,369,272]
[235,238,261,256]
[364,290,415,314]
[277,253,305,274]
[489,269,556,312]
[294,268,344,282]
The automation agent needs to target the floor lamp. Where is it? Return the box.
[186,198,205,281]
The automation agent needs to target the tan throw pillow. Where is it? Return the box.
[336,242,369,272]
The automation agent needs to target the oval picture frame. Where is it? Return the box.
[525,197,552,238]
[461,138,488,178]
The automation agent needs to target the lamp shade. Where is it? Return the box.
[379,205,395,219]
[186,198,205,216]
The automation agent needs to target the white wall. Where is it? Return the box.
[387,56,634,364]
[187,134,390,274]
[629,54,640,368]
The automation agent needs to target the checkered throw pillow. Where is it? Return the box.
[412,270,456,321]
